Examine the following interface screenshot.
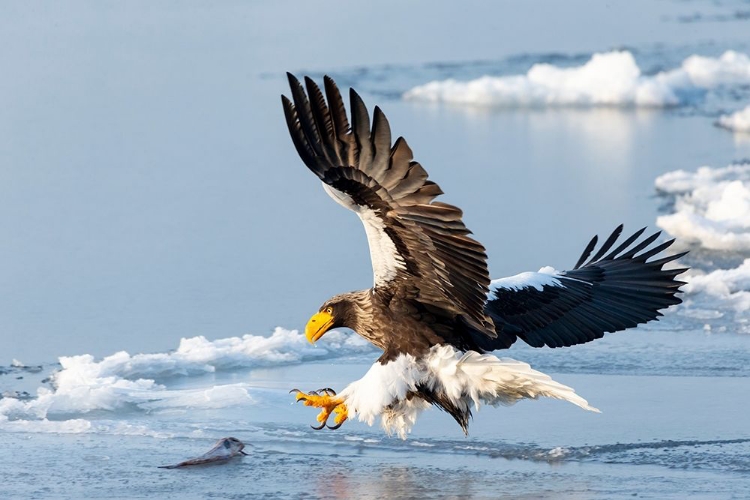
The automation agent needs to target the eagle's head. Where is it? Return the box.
[305,294,359,343]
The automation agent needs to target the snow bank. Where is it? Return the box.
[655,164,750,251]
[717,105,750,132]
[0,327,372,428]
[404,51,750,108]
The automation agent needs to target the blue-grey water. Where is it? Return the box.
[2,1,750,498]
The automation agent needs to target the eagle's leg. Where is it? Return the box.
[290,388,349,430]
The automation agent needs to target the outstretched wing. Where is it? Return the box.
[479,226,687,349]
[282,74,492,333]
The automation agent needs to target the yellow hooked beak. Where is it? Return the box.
[305,310,334,344]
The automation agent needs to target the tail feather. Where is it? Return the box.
[451,350,600,412]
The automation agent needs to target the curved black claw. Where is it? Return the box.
[310,421,327,431]
[326,421,344,430]
[296,397,308,403]
[289,388,300,394]
[319,388,337,396]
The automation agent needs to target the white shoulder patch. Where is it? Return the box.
[488,266,564,295]
[322,183,406,286]
[338,344,599,439]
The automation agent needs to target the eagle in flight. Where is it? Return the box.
[282,74,687,438]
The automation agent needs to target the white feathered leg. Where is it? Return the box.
[337,344,599,439]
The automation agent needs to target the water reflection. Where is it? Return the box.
[307,461,594,500]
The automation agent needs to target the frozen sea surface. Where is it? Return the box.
[2,0,750,498]
[2,327,750,499]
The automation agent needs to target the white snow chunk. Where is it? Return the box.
[0,328,373,425]
[656,164,750,251]
[404,50,750,108]
[679,260,750,332]
[717,105,750,132]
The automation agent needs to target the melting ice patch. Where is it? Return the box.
[655,164,750,251]
[717,105,750,132]
[404,50,750,108]
[0,328,372,432]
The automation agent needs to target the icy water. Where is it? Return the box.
[2,1,750,498]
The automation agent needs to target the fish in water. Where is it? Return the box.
[158,437,248,469]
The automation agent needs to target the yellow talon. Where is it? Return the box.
[290,388,348,430]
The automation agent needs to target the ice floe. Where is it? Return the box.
[655,164,750,251]
[678,259,750,333]
[404,50,750,108]
[64,326,372,381]
[655,163,750,331]
[717,105,750,132]
[0,328,372,429]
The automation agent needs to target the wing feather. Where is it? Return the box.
[283,74,492,332]
[479,227,687,350]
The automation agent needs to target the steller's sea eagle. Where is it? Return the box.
[281,74,687,438]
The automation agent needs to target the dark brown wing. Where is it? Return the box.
[282,74,493,334]
[477,226,688,350]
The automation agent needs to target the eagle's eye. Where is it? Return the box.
[325,307,333,314]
